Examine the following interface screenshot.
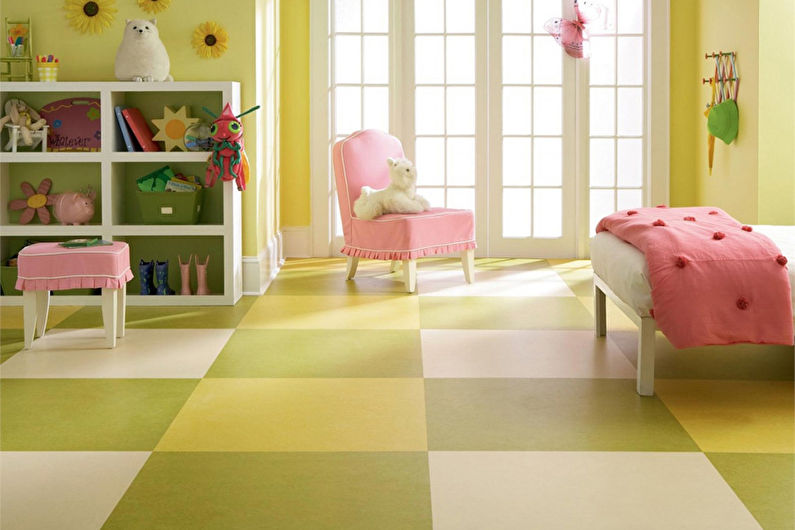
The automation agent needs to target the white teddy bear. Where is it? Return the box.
[114,18,173,82]
[353,157,431,220]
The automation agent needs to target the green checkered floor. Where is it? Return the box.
[1,259,793,529]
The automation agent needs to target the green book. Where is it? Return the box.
[59,238,113,248]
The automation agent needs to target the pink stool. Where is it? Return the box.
[16,242,133,349]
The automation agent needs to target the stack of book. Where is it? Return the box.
[115,106,160,152]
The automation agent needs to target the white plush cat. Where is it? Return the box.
[115,19,173,82]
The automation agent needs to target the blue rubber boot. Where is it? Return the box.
[155,260,175,295]
[139,259,156,295]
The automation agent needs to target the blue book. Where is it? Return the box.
[115,105,139,152]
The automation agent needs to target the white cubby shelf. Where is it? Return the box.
[0,81,242,306]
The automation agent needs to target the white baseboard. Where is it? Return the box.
[282,226,312,257]
[242,231,282,295]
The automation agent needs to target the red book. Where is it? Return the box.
[121,108,160,152]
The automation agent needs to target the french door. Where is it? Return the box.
[312,0,666,258]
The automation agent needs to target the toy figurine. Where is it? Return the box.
[204,103,259,191]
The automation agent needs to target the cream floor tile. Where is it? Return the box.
[238,295,420,329]
[428,451,761,530]
[0,305,82,330]
[579,295,640,331]
[417,268,576,297]
[0,329,233,378]
[0,451,150,530]
[421,330,636,378]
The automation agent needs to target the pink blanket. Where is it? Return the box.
[596,207,793,348]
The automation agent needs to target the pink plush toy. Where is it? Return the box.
[52,189,96,225]
[204,103,259,191]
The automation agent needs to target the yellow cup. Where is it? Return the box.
[37,64,59,82]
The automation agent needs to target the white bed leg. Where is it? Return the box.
[594,284,606,337]
[461,249,475,283]
[390,260,400,273]
[403,259,417,293]
[637,316,656,396]
[346,256,359,280]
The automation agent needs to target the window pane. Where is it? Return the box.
[533,86,562,135]
[335,86,361,135]
[419,187,445,208]
[447,36,475,84]
[503,0,532,33]
[590,189,615,234]
[590,138,615,187]
[416,137,445,186]
[447,86,475,134]
[362,0,388,32]
[594,0,617,34]
[446,0,474,33]
[533,36,562,85]
[589,37,615,85]
[335,35,361,84]
[415,0,444,33]
[617,188,642,211]
[448,188,475,211]
[415,36,444,84]
[447,137,475,185]
[617,87,642,135]
[416,87,445,134]
[502,137,532,186]
[618,0,644,33]
[533,0,559,33]
[335,0,361,32]
[590,87,615,135]
[503,86,532,134]
[503,36,532,84]
[534,188,562,238]
[363,36,388,84]
[363,86,388,131]
[617,138,642,187]
[503,188,532,238]
[533,137,562,186]
[617,36,643,85]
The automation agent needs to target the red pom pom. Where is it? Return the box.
[708,210,719,215]
[712,232,725,240]
[776,255,788,266]
[653,219,666,227]
[627,210,638,216]
[656,204,667,208]
[736,297,749,310]
[649,309,655,318]
[741,225,752,232]
[675,256,688,268]
[683,216,696,222]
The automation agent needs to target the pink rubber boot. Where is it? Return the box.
[195,255,211,295]
[178,254,192,295]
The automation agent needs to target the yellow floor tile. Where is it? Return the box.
[578,296,639,331]
[156,378,428,452]
[1,305,82,330]
[656,380,795,453]
[238,295,420,329]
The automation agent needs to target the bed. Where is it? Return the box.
[591,225,795,396]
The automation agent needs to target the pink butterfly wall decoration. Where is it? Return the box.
[544,0,608,59]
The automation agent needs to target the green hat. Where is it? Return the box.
[707,99,739,144]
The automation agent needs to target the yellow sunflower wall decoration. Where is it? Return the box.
[138,0,171,14]
[192,21,228,59]
[64,0,117,34]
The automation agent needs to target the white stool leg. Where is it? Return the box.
[403,259,417,293]
[594,284,607,337]
[116,286,126,338]
[637,316,656,396]
[102,288,118,348]
[35,290,50,338]
[346,256,359,280]
[23,291,38,349]
[461,249,475,283]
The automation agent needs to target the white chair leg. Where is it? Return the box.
[35,290,51,338]
[637,316,656,396]
[102,288,118,349]
[23,291,38,349]
[594,284,607,337]
[461,249,475,283]
[403,259,417,293]
[390,260,400,273]
[346,256,359,280]
[116,286,127,339]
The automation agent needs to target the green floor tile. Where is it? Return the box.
[425,378,698,451]
[553,269,595,296]
[707,453,795,530]
[419,297,593,330]
[1,379,198,450]
[206,329,422,378]
[54,296,257,330]
[267,267,408,295]
[103,452,432,530]
[1,329,24,364]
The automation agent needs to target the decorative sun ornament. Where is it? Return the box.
[64,0,117,34]
[8,179,54,225]
[137,0,170,14]
[192,21,229,59]
[152,106,199,151]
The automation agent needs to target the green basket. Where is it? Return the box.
[137,189,204,225]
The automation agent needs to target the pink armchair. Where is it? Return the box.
[332,129,476,292]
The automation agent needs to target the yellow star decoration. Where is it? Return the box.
[151,106,199,152]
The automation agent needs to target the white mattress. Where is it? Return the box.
[591,225,795,316]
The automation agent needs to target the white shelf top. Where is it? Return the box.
[0,152,102,163]
[0,81,239,93]
[112,225,224,236]
[0,151,211,163]
[110,151,210,163]
[0,224,103,237]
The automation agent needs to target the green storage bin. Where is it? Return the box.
[0,266,21,296]
[137,189,204,225]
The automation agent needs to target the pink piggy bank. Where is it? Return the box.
[52,189,96,225]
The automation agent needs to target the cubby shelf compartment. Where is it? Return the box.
[0,81,242,307]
